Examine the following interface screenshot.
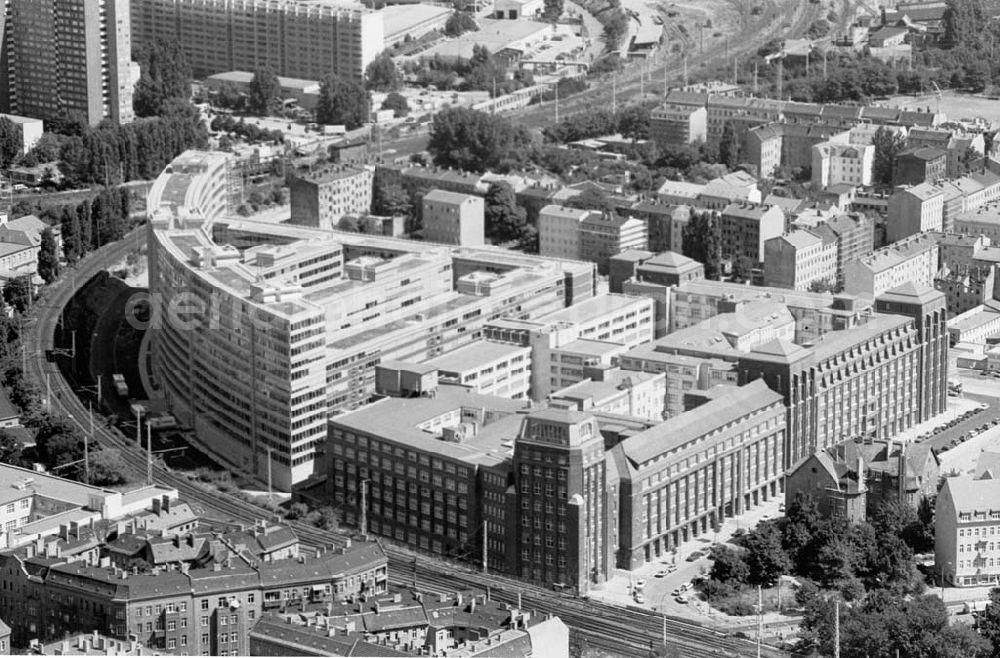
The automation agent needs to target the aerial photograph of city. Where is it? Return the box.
[2,0,1000,655]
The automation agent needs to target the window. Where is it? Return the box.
[200,616,209,626]
[180,619,187,629]
[247,594,255,604]
[218,597,227,608]
[201,600,209,610]
[201,634,209,645]
[167,621,176,631]
[180,636,187,647]
[167,639,176,650]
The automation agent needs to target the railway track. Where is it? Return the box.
[25,229,787,658]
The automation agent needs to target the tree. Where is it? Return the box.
[618,105,651,142]
[542,0,564,21]
[943,0,984,48]
[681,211,722,280]
[719,120,740,170]
[427,107,531,173]
[708,545,749,584]
[444,11,478,37]
[566,187,616,213]
[337,216,360,232]
[247,68,282,116]
[808,278,838,293]
[0,118,22,169]
[602,9,629,50]
[365,52,402,92]
[316,76,371,130]
[978,587,1000,656]
[0,429,26,467]
[133,39,192,116]
[729,255,755,283]
[37,227,60,284]
[485,182,528,243]
[381,92,410,118]
[32,413,84,469]
[85,448,128,486]
[3,276,31,313]
[371,179,412,217]
[872,126,907,187]
[742,520,790,587]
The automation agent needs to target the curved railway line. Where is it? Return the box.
[24,230,787,658]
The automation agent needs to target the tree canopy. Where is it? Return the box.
[872,126,906,187]
[484,181,531,245]
[247,68,282,116]
[427,107,531,173]
[444,11,478,36]
[133,39,192,117]
[681,211,722,280]
[316,76,370,129]
[365,52,402,92]
[542,0,564,21]
[37,227,60,284]
[381,92,410,118]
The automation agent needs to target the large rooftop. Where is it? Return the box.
[619,380,782,466]
[329,385,529,464]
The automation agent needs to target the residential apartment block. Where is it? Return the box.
[763,230,838,291]
[886,182,944,244]
[421,190,485,246]
[147,151,596,489]
[844,231,940,298]
[894,147,948,185]
[719,202,785,264]
[3,0,136,124]
[578,214,648,274]
[811,142,874,189]
[648,101,707,148]
[809,212,875,290]
[289,166,373,230]
[538,205,592,260]
[936,475,1000,587]
[954,203,1000,244]
[0,535,387,652]
[131,0,384,82]
[249,588,569,658]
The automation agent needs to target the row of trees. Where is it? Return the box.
[57,187,135,265]
[402,46,536,96]
[0,313,128,486]
[709,496,931,598]
[210,114,284,144]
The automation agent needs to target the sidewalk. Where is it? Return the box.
[587,493,786,625]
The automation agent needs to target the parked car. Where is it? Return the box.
[635,579,646,591]
[635,592,645,604]
[672,588,683,596]
[675,595,689,604]
[655,569,668,578]
[686,551,704,562]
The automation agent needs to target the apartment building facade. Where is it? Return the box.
[131,0,384,82]
[844,232,940,298]
[762,230,838,291]
[811,142,874,189]
[578,214,648,274]
[886,182,944,244]
[718,203,785,264]
[0,541,388,651]
[936,475,1000,587]
[538,205,591,260]
[421,190,485,247]
[289,166,374,230]
[3,0,135,124]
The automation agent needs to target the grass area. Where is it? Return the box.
[705,583,794,617]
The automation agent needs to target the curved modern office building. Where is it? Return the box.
[146,151,596,490]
